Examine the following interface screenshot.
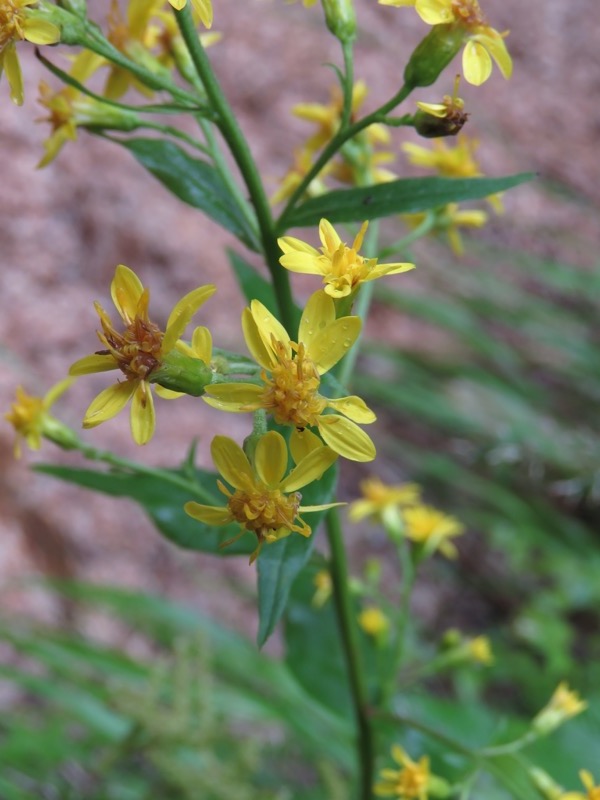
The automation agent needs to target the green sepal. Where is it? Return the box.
[149,351,212,396]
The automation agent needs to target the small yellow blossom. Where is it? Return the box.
[5,378,75,458]
[279,219,414,299]
[562,771,600,800]
[348,478,421,524]
[375,745,431,799]
[69,264,215,445]
[358,606,389,639]
[414,74,468,137]
[466,635,493,665]
[0,0,60,105]
[312,569,333,607]
[271,145,332,205]
[204,290,377,462]
[402,505,464,559]
[404,203,488,256]
[532,682,588,736]
[402,134,503,213]
[166,0,212,28]
[379,0,512,86]
[185,431,340,563]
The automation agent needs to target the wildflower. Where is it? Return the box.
[414,74,468,138]
[279,219,414,299]
[374,745,431,799]
[5,379,77,457]
[358,606,389,639]
[403,203,488,256]
[69,264,215,445]
[204,290,376,462]
[312,569,333,607]
[532,769,600,800]
[271,145,331,205]
[563,771,600,800]
[184,431,340,563]
[166,0,212,28]
[402,134,503,213]
[466,635,493,665]
[379,0,511,86]
[532,682,587,736]
[402,505,464,559]
[0,0,60,105]
[349,477,421,530]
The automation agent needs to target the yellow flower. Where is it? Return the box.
[312,569,333,607]
[69,264,215,445]
[379,0,512,86]
[562,771,600,800]
[166,0,212,28]
[532,682,588,736]
[5,378,75,458]
[402,505,464,558]
[271,145,332,205]
[185,431,340,563]
[414,73,468,137]
[204,290,377,462]
[358,606,389,639]
[0,0,60,105]
[279,219,414,299]
[374,745,430,799]
[348,477,421,529]
[466,635,493,665]
[402,135,503,213]
[404,203,488,256]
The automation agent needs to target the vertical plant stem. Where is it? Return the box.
[326,508,374,800]
[174,6,297,333]
[340,40,355,130]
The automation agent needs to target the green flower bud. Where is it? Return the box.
[404,24,464,89]
[149,351,212,397]
[321,0,356,44]
[42,417,82,451]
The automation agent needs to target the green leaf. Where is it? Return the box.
[121,138,260,250]
[256,462,339,647]
[280,173,535,229]
[228,249,279,316]
[35,464,255,557]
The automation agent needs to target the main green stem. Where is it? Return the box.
[175,6,297,334]
[326,509,374,800]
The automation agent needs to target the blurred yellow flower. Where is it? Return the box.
[312,569,333,607]
[204,291,377,462]
[279,219,414,299]
[375,745,430,799]
[271,145,332,205]
[348,477,421,528]
[70,264,215,445]
[185,431,340,563]
[404,203,488,256]
[0,0,60,104]
[5,379,75,458]
[402,505,464,558]
[561,771,600,800]
[379,0,511,86]
[466,635,493,665]
[533,682,588,736]
[358,606,389,639]
[167,0,212,28]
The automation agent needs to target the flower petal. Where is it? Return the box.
[22,18,60,45]
[279,251,326,276]
[111,265,144,323]
[191,0,213,27]
[203,382,263,411]
[211,435,253,489]
[364,261,415,281]
[69,353,119,375]
[300,502,345,513]
[254,431,287,487]
[154,384,184,400]
[241,307,275,370]
[191,325,212,363]
[462,39,492,86]
[4,43,24,106]
[289,427,324,464]
[43,377,76,409]
[278,235,320,258]
[306,316,362,375]
[279,445,338,492]
[250,300,290,358]
[317,415,376,462]
[184,502,232,525]
[414,0,454,25]
[163,284,216,353]
[327,395,376,423]
[298,290,335,348]
[318,219,343,257]
[130,381,155,444]
[477,30,513,79]
[83,380,136,428]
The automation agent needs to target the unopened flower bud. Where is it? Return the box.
[529,768,563,800]
[532,682,587,736]
[321,0,356,43]
[404,24,464,89]
[149,351,212,397]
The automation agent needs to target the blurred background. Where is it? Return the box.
[1,0,599,796]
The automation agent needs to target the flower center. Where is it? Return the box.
[259,339,327,428]
[324,244,370,294]
[98,313,164,381]
[396,765,428,798]
[6,391,43,435]
[0,0,24,46]
[451,0,486,29]
[227,480,306,541]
